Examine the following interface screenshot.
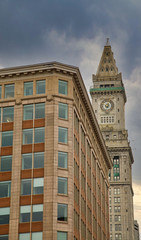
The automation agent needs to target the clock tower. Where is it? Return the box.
[90,40,134,240]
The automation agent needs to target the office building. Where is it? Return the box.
[0,61,112,240]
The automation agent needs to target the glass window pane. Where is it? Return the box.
[34,128,44,143]
[19,233,30,240]
[23,105,33,120]
[59,80,68,95]
[59,103,68,119]
[0,207,10,224]
[0,86,2,99]
[58,127,68,144]
[1,156,12,172]
[3,107,14,122]
[33,178,44,195]
[32,204,43,222]
[21,179,31,195]
[57,232,67,240]
[35,103,45,119]
[36,80,45,94]
[57,204,68,221]
[5,84,14,98]
[23,129,33,144]
[22,154,32,170]
[2,131,13,147]
[0,181,11,198]
[34,152,44,169]
[0,235,8,240]
[24,82,33,96]
[0,108,1,123]
[58,177,67,195]
[20,205,31,223]
[58,152,68,169]
[32,232,42,240]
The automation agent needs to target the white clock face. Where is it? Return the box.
[103,101,112,110]
[101,100,114,112]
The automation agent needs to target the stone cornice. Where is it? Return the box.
[0,62,78,79]
[90,86,127,102]
[107,146,134,164]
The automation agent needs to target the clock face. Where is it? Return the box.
[101,99,114,112]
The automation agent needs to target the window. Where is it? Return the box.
[23,103,45,120]
[0,86,1,99]
[34,128,45,143]
[36,80,45,94]
[114,188,120,194]
[3,106,14,122]
[20,204,43,223]
[115,224,121,231]
[2,131,13,147]
[58,152,68,169]
[34,152,44,169]
[23,129,33,144]
[106,134,109,140]
[109,170,111,180]
[59,80,68,95]
[19,233,30,240]
[110,215,112,222]
[0,235,8,240]
[101,115,114,124]
[23,105,33,120]
[114,197,120,203]
[109,197,111,205]
[22,153,44,170]
[5,84,14,98]
[24,82,33,96]
[32,232,42,240]
[20,205,30,223]
[57,232,67,240]
[114,206,121,213]
[59,103,68,119]
[22,154,32,170]
[109,206,112,213]
[110,224,112,231]
[21,178,43,196]
[115,233,122,240]
[33,178,44,195]
[0,155,12,172]
[57,203,68,221]
[21,179,32,195]
[58,177,68,195]
[32,204,43,222]
[0,207,10,224]
[115,215,121,222]
[35,103,45,119]
[58,127,68,144]
[113,156,120,181]
[0,181,11,198]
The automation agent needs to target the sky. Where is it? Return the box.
[0,0,141,234]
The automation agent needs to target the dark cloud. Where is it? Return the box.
[0,0,141,73]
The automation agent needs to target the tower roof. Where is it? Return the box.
[96,39,118,77]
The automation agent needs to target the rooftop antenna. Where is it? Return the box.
[106,38,110,46]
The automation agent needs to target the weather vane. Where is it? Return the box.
[106,38,110,46]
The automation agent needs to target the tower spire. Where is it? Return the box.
[96,40,118,76]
